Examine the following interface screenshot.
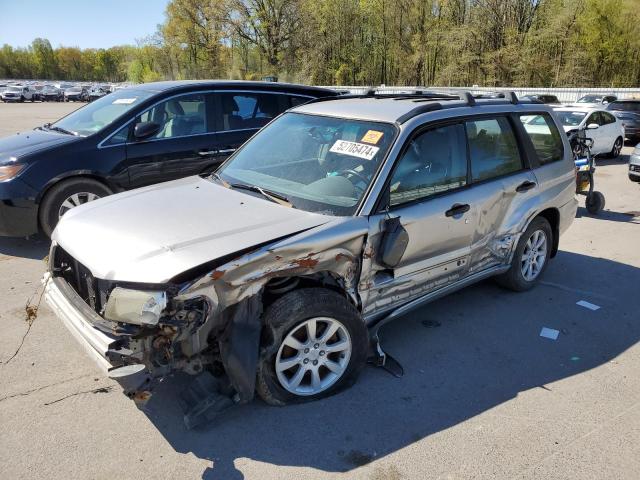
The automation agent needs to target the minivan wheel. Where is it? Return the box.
[39,178,111,237]
[256,288,368,406]
[495,217,552,292]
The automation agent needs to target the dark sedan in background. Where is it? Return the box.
[0,80,337,237]
[607,99,640,143]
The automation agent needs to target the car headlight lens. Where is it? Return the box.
[104,288,167,326]
[0,163,24,181]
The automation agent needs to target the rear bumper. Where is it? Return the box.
[559,196,579,235]
[44,273,117,373]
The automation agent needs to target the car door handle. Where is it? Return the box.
[217,148,236,155]
[197,150,217,156]
[516,181,537,193]
[445,203,470,217]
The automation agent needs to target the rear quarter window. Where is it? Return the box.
[519,113,564,165]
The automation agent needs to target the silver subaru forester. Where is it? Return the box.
[44,91,577,424]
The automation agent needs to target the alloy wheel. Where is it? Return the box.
[58,192,101,218]
[521,229,547,281]
[275,317,352,396]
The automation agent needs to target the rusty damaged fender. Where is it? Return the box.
[174,216,370,401]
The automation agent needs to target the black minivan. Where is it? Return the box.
[0,81,336,237]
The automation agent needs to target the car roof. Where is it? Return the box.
[131,80,336,96]
[293,94,549,124]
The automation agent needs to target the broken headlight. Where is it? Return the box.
[104,287,167,326]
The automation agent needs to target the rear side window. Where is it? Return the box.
[466,117,522,182]
[519,113,564,165]
[289,95,311,108]
[217,92,286,131]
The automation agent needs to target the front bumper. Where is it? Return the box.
[44,273,117,373]
[0,178,40,237]
[559,196,579,236]
[629,163,640,178]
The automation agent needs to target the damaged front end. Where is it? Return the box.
[45,217,369,426]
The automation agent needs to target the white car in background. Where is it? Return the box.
[552,107,625,158]
[571,94,618,108]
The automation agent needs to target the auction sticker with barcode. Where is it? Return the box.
[329,140,380,160]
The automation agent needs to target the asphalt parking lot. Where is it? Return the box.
[0,102,639,480]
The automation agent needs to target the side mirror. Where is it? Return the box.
[586,123,599,130]
[378,216,409,268]
[134,121,161,140]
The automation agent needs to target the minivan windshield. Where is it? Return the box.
[52,88,154,136]
[555,111,587,126]
[217,112,396,216]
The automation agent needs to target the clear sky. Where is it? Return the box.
[0,0,171,49]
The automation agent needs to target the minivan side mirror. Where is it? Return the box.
[586,123,599,130]
[134,121,161,140]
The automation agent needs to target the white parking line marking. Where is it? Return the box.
[540,327,560,340]
[576,300,601,311]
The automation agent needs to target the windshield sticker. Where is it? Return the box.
[113,98,137,105]
[330,140,380,161]
[361,130,384,144]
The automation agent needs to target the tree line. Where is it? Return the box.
[1,0,640,87]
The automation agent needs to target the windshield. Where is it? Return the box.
[217,112,397,216]
[52,88,154,136]
[577,95,601,103]
[608,102,640,112]
[555,111,587,126]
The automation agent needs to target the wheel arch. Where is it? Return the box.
[535,207,560,258]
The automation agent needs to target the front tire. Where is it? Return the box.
[256,288,368,406]
[495,217,552,292]
[39,178,111,237]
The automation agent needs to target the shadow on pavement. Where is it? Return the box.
[141,251,640,479]
[576,206,640,223]
[0,235,50,260]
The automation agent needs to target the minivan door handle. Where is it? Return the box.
[516,181,537,193]
[445,203,471,217]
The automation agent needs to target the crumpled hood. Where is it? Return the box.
[53,176,332,283]
[0,129,81,159]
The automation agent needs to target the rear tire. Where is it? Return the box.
[495,217,552,292]
[39,178,112,237]
[609,137,623,158]
[256,288,368,406]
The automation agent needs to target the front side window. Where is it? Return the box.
[519,113,564,165]
[389,124,467,206]
[52,88,154,136]
[218,112,396,215]
[601,112,616,124]
[466,117,522,182]
[218,92,285,131]
[138,93,207,140]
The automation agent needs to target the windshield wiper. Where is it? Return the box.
[46,124,76,136]
[211,173,293,207]
[229,182,293,207]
